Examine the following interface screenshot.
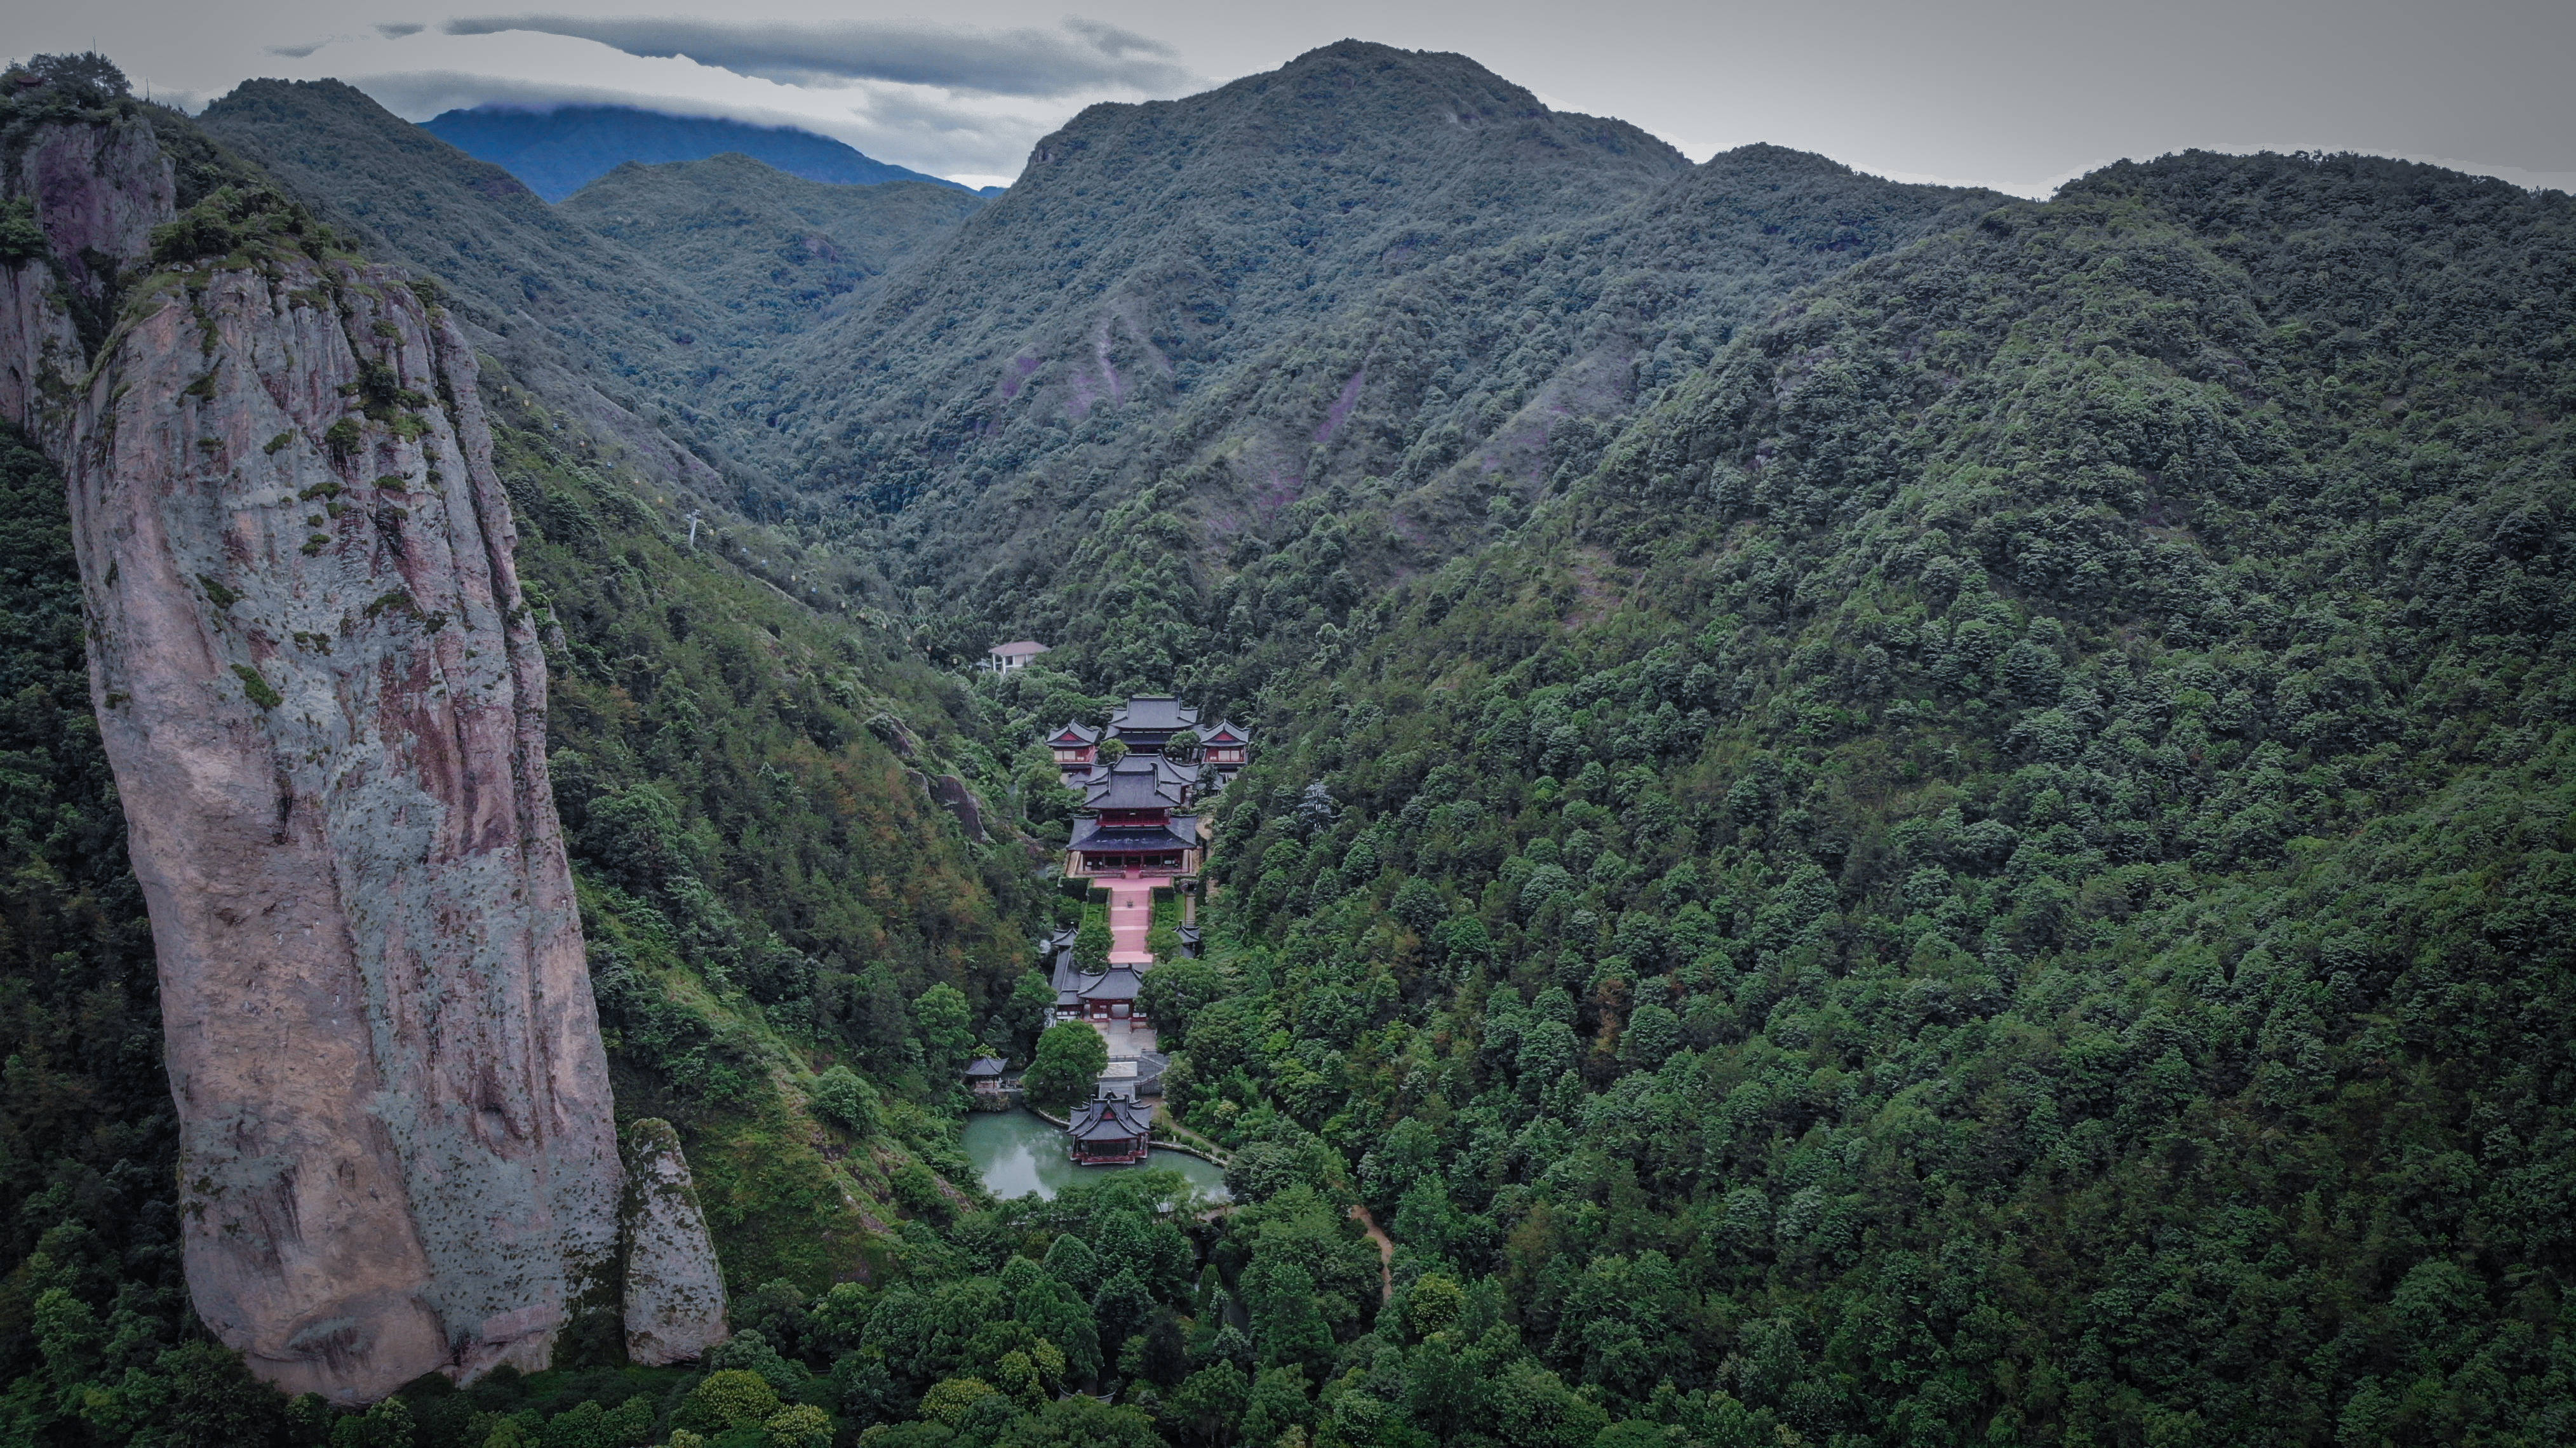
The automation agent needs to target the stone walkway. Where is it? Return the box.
[1091,1018,1158,1057]
[1103,876,1157,964]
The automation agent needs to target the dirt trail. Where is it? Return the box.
[1350,1203,1395,1305]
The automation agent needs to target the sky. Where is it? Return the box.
[12,0,2573,195]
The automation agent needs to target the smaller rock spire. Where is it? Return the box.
[620,1118,730,1365]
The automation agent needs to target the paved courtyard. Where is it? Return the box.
[1102,876,1157,963]
[1089,1017,1158,1057]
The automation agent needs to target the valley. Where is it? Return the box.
[0,34,2565,1448]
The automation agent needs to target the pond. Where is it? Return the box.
[961,1108,1231,1203]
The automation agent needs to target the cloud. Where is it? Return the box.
[439,15,1195,98]
[267,41,327,58]
[376,23,425,39]
[347,68,1058,179]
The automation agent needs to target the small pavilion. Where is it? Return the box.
[1066,1092,1153,1165]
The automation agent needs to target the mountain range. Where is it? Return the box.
[421,102,984,201]
[0,36,2567,1448]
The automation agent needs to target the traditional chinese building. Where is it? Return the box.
[1038,927,1157,1022]
[1067,754,1202,879]
[1107,695,1200,754]
[1066,1091,1153,1164]
[962,1056,1010,1099]
[1075,965,1148,1022]
[1199,720,1252,778]
[1044,721,1100,786]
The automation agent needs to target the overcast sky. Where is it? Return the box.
[16,0,2573,194]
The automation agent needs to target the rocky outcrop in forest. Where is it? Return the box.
[0,102,650,1402]
[616,1119,728,1366]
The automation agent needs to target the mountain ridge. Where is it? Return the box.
[420,102,972,201]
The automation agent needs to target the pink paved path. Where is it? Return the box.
[1104,877,1157,963]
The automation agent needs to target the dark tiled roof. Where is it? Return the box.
[1132,1051,1170,1096]
[1046,721,1101,745]
[963,1057,1009,1078]
[1085,767,1190,811]
[1068,1095,1151,1141]
[1070,819,1197,852]
[1202,720,1251,745]
[1077,967,1146,1002]
[1042,929,1084,1001]
[1109,696,1198,732]
[991,641,1050,657]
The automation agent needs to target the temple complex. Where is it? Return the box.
[1026,694,1251,1165]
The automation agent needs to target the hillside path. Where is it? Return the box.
[1350,1203,1395,1305]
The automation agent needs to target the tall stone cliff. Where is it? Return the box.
[0,105,641,1402]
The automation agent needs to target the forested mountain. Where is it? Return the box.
[423,104,972,201]
[562,156,985,337]
[1144,149,2576,1446]
[727,43,1999,655]
[0,35,2568,1448]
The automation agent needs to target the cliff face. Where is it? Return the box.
[1,109,629,1402]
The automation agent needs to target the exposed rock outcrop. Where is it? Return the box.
[619,1119,729,1365]
[0,107,638,1402]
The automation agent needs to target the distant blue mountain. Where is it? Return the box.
[420,104,973,202]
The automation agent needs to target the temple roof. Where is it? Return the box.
[1202,720,1252,746]
[1085,760,1191,811]
[990,641,1050,659]
[1076,967,1147,1002]
[963,1056,1009,1078]
[1068,1094,1152,1141]
[1042,928,1084,1002]
[1046,721,1101,746]
[1070,819,1198,852]
[1109,696,1198,732]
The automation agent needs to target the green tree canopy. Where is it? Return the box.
[1021,1022,1110,1113]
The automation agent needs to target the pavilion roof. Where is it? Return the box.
[1109,696,1198,732]
[1068,1096,1151,1141]
[1076,967,1148,1002]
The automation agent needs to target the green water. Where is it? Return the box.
[961,1108,1230,1203]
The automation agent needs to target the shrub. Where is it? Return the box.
[674,1369,781,1435]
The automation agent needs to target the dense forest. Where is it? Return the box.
[0,40,2568,1448]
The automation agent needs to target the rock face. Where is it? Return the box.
[619,1119,729,1365]
[0,109,634,1402]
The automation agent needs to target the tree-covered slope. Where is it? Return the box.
[561,154,984,337]
[720,45,1996,677]
[986,142,1999,691]
[737,41,1691,504]
[423,104,970,202]
[196,79,769,499]
[1097,149,2576,1447]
